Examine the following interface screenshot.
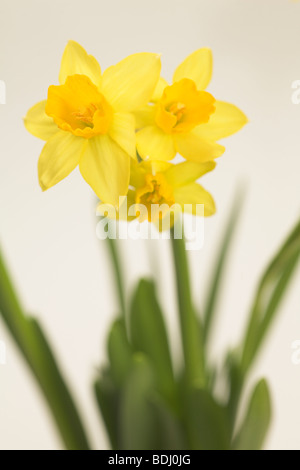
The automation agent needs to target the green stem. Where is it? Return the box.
[170,226,206,387]
[203,192,243,345]
[0,249,90,450]
[106,233,126,318]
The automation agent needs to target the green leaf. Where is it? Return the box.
[203,190,244,344]
[226,350,244,431]
[185,387,230,450]
[107,317,133,387]
[0,249,90,450]
[150,394,186,449]
[227,218,300,430]
[119,354,159,450]
[129,279,176,406]
[241,218,300,374]
[94,368,119,450]
[232,379,271,450]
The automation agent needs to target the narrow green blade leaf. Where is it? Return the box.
[107,317,133,387]
[203,191,243,344]
[0,249,90,450]
[232,379,271,450]
[119,354,159,450]
[241,219,300,373]
[227,219,300,429]
[130,279,176,405]
[186,387,230,450]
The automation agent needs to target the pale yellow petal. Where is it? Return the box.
[24,100,58,140]
[194,100,248,140]
[175,132,224,162]
[97,190,136,221]
[109,112,136,158]
[38,131,85,190]
[59,40,101,86]
[101,53,161,111]
[150,161,171,173]
[173,48,213,90]
[79,135,130,206]
[174,183,216,216]
[151,76,169,102]
[165,161,216,188]
[136,126,176,161]
[130,159,171,188]
[130,159,147,188]
[118,190,137,220]
[134,104,156,130]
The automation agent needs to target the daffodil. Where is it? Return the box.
[135,48,247,162]
[24,41,161,205]
[97,159,216,230]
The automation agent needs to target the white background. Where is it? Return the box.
[0,0,300,450]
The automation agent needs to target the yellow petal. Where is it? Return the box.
[175,132,224,162]
[59,40,101,86]
[194,100,248,140]
[136,126,176,161]
[101,53,161,111]
[173,48,213,90]
[38,131,85,190]
[109,112,136,158]
[134,105,156,130]
[151,76,169,102]
[24,100,58,140]
[165,161,216,188]
[174,183,216,216]
[79,135,130,206]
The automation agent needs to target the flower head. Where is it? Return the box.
[135,48,247,163]
[24,41,161,205]
[97,159,216,231]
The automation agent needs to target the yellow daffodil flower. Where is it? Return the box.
[97,159,216,231]
[24,41,161,205]
[135,48,247,162]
